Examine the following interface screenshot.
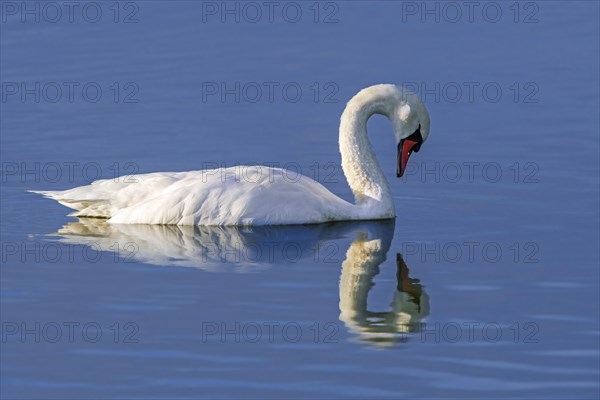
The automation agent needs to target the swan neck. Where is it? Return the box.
[339,93,394,217]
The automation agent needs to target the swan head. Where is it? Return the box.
[386,86,431,177]
[341,84,431,185]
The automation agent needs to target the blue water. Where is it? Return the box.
[1,1,599,398]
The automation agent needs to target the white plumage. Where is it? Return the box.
[33,168,356,225]
[31,84,430,226]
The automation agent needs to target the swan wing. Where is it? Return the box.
[32,168,356,225]
[109,168,355,225]
[29,171,189,218]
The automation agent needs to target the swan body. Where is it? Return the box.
[31,84,430,226]
[35,168,357,225]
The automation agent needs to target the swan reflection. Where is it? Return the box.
[340,248,429,346]
[49,218,429,344]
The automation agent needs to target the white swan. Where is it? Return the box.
[31,84,431,226]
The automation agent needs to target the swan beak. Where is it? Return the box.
[397,139,420,177]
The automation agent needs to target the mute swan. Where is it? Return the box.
[31,84,431,226]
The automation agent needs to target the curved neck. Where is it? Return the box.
[339,90,395,217]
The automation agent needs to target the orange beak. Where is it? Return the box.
[397,138,420,177]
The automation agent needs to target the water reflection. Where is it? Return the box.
[340,247,429,346]
[48,218,428,344]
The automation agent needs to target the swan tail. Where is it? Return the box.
[28,190,112,218]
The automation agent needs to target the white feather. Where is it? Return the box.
[31,84,430,226]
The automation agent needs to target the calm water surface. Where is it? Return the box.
[1,1,599,398]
